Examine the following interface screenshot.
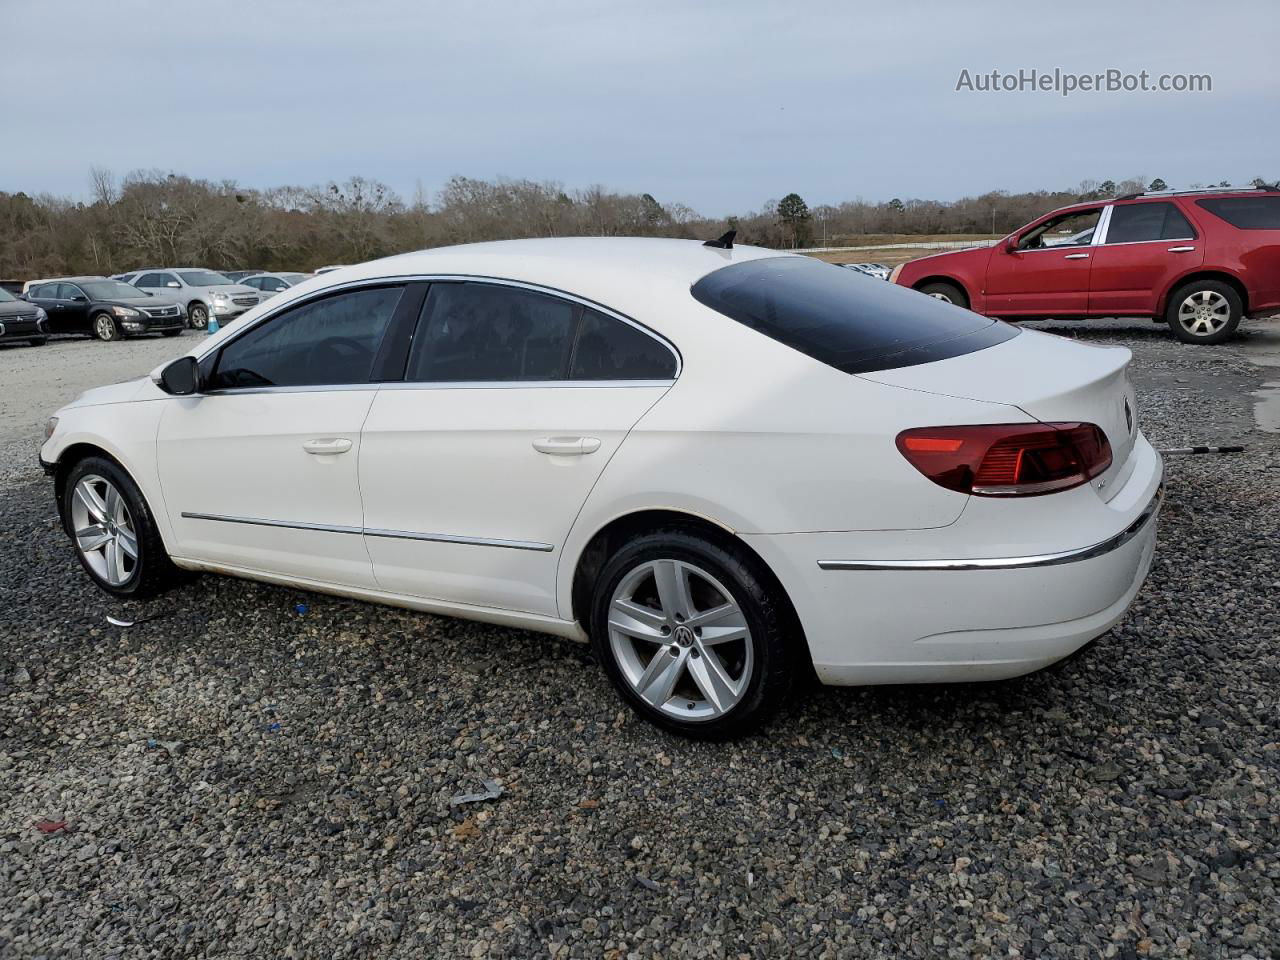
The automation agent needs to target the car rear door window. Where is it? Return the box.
[691,256,1018,375]
[1106,202,1195,243]
[1195,196,1280,229]
[570,308,676,380]
[136,273,168,289]
[210,285,405,389]
[405,282,576,382]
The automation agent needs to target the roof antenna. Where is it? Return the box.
[703,230,736,250]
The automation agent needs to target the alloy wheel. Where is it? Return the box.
[70,474,138,587]
[94,315,116,340]
[607,559,753,722]
[927,292,953,302]
[1177,290,1230,337]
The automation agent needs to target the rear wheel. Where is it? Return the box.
[92,313,120,341]
[188,303,209,330]
[590,529,798,739]
[918,281,968,308]
[1167,280,1241,345]
[63,456,187,599]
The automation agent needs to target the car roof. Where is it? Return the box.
[324,237,791,316]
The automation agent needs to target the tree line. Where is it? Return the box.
[0,170,1272,278]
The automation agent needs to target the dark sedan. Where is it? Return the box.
[0,286,50,346]
[24,277,186,341]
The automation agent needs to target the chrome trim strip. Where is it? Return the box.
[192,272,682,381]
[180,512,554,552]
[180,512,363,535]
[817,485,1162,572]
[363,528,554,552]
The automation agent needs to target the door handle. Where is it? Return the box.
[1167,246,1196,253]
[1063,253,1090,260]
[533,436,602,456]
[302,437,353,455]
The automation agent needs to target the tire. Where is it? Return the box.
[161,328,184,338]
[188,303,209,330]
[589,528,798,739]
[92,313,120,342]
[918,281,968,308]
[28,337,48,346]
[62,455,187,599]
[1167,280,1242,345]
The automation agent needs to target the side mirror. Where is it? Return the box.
[71,294,87,302]
[159,356,202,396]
[167,281,181,289]
[1004,236,1020,253]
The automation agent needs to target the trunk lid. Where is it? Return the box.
[857,328,1138,499]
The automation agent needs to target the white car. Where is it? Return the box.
[239,272,313,299]
[40,237,1163,737]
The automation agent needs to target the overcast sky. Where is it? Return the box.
[3,0,1276,215]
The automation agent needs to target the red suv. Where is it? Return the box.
[891,188,1280,344]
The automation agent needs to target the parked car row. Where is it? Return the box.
[891,185,1280,345]
[2,277,184,343]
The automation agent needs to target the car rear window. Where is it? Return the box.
[690,256,1017,374]
[1195,196,1280,230]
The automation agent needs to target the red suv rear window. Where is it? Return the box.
[1195,196,1280,230]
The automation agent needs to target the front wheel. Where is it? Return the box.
[63,456,187,599]
[917,281,968,308]
[1167,281,1242,345]
[188,303,209,330]
[92,313,120,341]
[590,529,798,739]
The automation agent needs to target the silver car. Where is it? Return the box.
[239,272,312,300]
[115,268,260,329]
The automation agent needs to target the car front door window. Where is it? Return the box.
[1019,209,1102,251]
[210,285,405,390]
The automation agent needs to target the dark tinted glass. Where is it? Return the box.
[30,284,57,299]
[81,280,147,299]
[571,309,675,380]
[211,286,404,389]
[136,273,167,288]
[1196,196,1280,229]
[691,257,1017,374]
[1106,202,1195,243]
[406,283,575,382]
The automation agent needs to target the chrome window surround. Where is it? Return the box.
[189,273,682,394]
[817,485,1161,572]
[180,511,554,552]
[1094,202,1197,246]
[1009,206,1107,254]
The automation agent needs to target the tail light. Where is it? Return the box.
[897,423,1112,497]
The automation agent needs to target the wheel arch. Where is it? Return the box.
[1159,270,1248,316]
[51,442,166,547]
[568,508,814,669]
[912,275,972,306]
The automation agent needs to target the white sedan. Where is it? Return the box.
[40,237,1163,737]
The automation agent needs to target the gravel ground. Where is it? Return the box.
[2,322,1278,958]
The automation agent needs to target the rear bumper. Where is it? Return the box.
[744,442,1164,686]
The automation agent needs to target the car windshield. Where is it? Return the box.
[0,288,15,302]
[179,270,234,286]
[282,274,309,284]
[81,280,148,300]
[691,256,1018,374]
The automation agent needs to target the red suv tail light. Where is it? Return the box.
[897,423,1112,497]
